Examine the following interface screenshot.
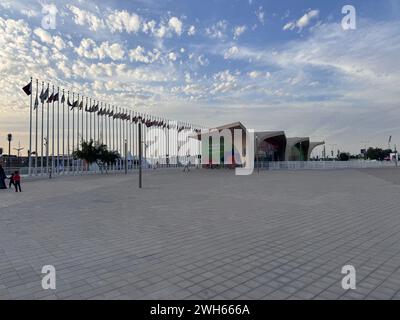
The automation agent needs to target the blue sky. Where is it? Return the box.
[0,0,400,154]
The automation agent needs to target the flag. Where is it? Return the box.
[40,87,49,103]
[53,92,59,102]
[61,93,65,103]
[34,94,39,110]
[389,136,392,144]
[67,97,72,107]
[47,92,54,103]
[43,87,49,101]
[79,100,83,110]
[71,100,78,110]
[22,81,32,96]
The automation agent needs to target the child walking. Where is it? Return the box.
[8,172,15,189]
[13,171,21,192]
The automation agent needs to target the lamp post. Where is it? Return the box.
[7,133,12,170]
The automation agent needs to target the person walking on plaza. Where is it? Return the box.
[13,171,22,192]
[0,163,7,189]
[8,172,15,189]
[183,156,191,173]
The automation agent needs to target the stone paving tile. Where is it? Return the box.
[1,168,400,299]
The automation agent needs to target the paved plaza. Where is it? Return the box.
[1,167,400,300]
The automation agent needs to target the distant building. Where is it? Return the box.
[192,122,324,165]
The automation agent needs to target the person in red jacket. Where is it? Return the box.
[13,171,21,192]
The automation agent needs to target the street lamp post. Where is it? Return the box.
[7,133,12,170]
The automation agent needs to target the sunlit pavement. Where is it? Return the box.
[1,168,400,300]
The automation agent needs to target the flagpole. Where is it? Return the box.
[112,105,115,171]
[72,92,75,174]
[76,93,80,174]
[57,86,60,175]
[89,98,92,142]
[109,104,111,151]
[62,89,65,174]
[36,80,40,175]
[130,110,133,171]
[97,102,100,144]
[51,84,55,175]
[40,81,44,175]
[67,91,70,174]
[28,77,33,176]
[46,83,50,175]
[86,97,88,144]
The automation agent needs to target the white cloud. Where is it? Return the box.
[67,5,104,31]
[188,25,196,36]
[168,17,183,36]
[206,20,228,39]
[283,9,319,31]
[211,70,238,94]
[53,36,66,51]
[75,38,125,61]
[168,52,177,61]
[256,6,265,25]
[155,24,167,38]
[142,20,156,34]
[247,71,261,78]
[129,46,160,64]
[33,28,52,44]
[106,10,141,33]
[224,46,239,59]
[233,25,247,39]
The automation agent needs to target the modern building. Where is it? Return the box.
[192,122,324,165]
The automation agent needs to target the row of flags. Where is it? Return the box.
[22,80,202,132]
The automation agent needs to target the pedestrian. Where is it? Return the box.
[0,163,7,189]
[183,157,190,173]
[13,170,21,192]
[8,172,15,189]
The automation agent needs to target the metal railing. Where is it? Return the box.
[256,160,398,170]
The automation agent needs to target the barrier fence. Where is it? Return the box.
[256,160,398,170]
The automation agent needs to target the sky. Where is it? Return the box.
[0,0,399,155]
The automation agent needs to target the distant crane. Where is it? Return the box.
[13,141,24,159]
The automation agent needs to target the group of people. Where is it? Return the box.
[0,164,22,192]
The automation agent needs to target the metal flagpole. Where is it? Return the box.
[139,122,142,188]
[130,110,133,171]
[109,104,111,150]
[51,85,55,175]
[97,102,100,144]
[97,102,103,143]
[40,81,44,175]
[28,77,33,176]
[81,95,84,142]
[89,98,92,142]
[67,91,70,174]
[122,109,125,165]
[77,93,80,173]
[104,103,108,148]
[116,107,119,168]
[93,99,96,143]
[72,92,75,174]
[35,80,39,175]
[57,87,60,174]
[46,83,50,175]
[62,89,65,174]
[85,97,88,144]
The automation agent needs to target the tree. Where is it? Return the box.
[366,147,392,160]
[97,145,120,173]
[339,152,350,161]
[73,140,120,173]
[73,140,98,170]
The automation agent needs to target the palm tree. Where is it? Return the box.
[73,140,98,171]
